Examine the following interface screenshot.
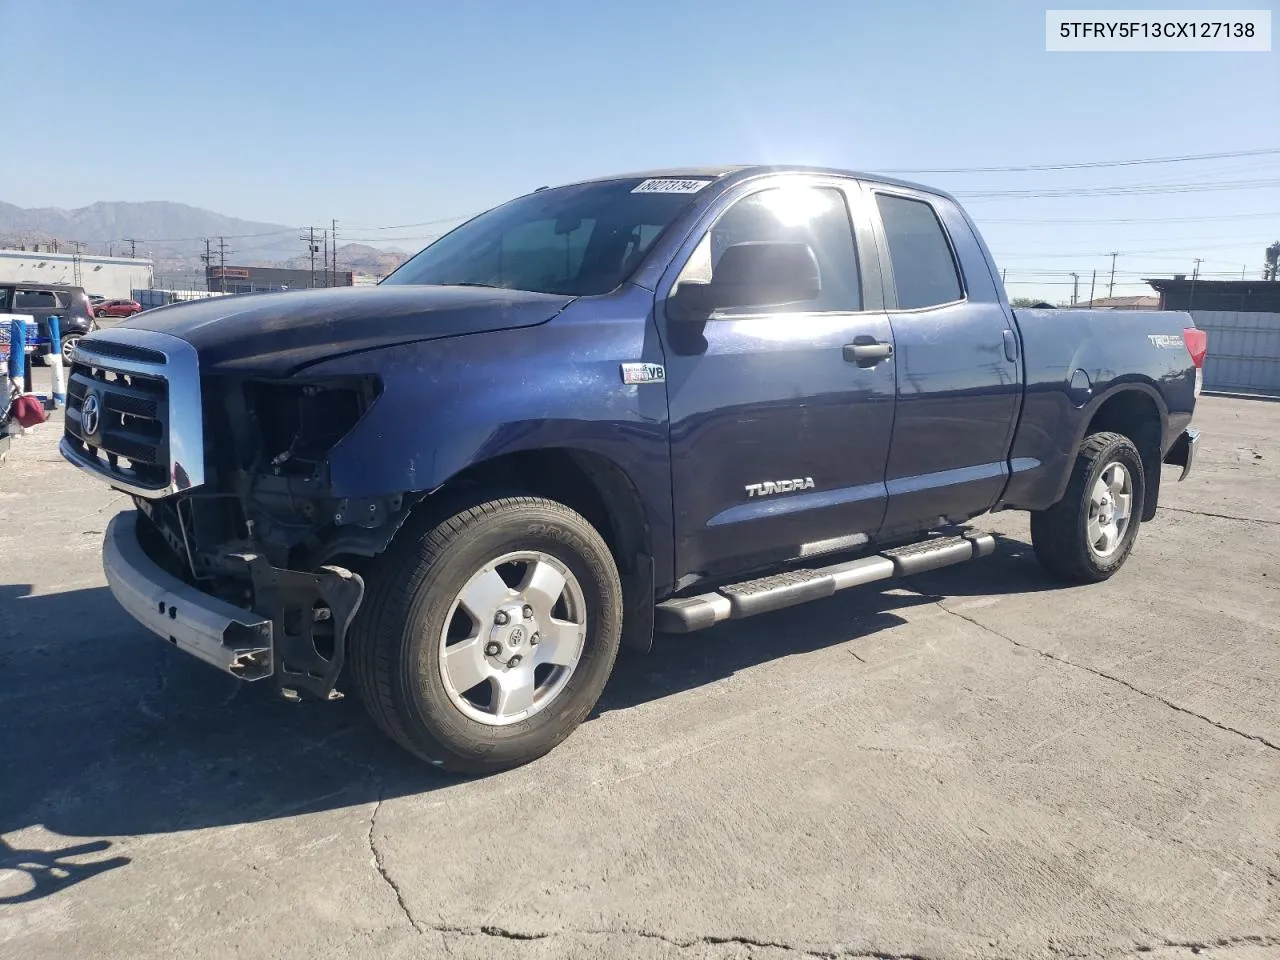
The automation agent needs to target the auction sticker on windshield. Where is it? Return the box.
[632,179,712,194]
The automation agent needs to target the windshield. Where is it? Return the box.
[381,178,711,296]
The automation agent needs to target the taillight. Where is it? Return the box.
[1184,326,1207,399]
[1183,327,1208,368]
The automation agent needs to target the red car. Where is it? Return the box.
[95,299,143,318]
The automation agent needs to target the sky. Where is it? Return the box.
[1,0,1277,301]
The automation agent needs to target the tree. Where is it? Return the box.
[1009,297,1043,307]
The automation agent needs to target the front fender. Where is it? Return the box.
[303,287,675,584]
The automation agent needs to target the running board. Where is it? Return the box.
[654,532,995,634]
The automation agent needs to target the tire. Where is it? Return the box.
[1030,431,1146,583]
[347,496,623,773]
[95,310,106,319]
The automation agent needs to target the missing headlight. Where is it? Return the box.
[246,376,381,477]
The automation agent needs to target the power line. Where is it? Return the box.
[956,177,1280,201]
[975,210,1280,225]
[880,146,1280,175]
[338,213,479,231]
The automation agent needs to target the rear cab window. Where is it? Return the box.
[874,193,964,310]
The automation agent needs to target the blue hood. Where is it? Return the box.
[121,284,574,376]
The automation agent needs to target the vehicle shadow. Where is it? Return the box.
[904,532,1074,598]
[0,532,1067,902]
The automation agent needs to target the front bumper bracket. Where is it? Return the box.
[104,512,274,680]
[104,511,365,700]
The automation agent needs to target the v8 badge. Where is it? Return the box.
[620,362,666,385]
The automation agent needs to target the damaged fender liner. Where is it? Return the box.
[105,511,365,699]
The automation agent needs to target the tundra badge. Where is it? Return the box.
[745,477,815,498]
[620,362,666,385]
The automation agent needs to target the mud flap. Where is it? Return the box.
[232,553,365,700]
[620,553,655,653]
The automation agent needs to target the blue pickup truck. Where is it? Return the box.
[61,165,1203,771]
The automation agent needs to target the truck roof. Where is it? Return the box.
[565,164,950,201]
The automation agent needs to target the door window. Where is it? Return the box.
[874,193,963,309]
[679,185,862,313]
[14,290,56,309]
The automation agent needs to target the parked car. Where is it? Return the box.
[89,294,107,304]
[61,165,1203,773]
[0,282,96,363]
[95,299,143,319]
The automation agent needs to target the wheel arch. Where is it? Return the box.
[413,447,657,652]
[1077,383,1166,521]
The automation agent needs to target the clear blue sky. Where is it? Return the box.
[1,0,1277,300]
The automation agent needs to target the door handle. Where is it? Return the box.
[843,337,894,368]
[1003,328,1019,363]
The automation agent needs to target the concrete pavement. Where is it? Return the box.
[1,396,1277,959]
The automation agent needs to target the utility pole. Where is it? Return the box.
[322,229,330,288]
[217,237,229,293]
[200,238,215,290]
[332,219,339,286]
[301,227,319,288]
[1107,252,1119,299]
[1191,258,1203,281]
[1070,272,1079,306]
[1089,269,1096,306]
[1001,267,1007,285]
[123,238,140,258]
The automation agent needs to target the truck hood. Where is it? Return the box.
[120,285,575,376]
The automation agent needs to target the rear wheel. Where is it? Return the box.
[347,496,623,773]
[1031,431,1145,583]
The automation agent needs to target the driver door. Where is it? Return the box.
[656,176,897,586]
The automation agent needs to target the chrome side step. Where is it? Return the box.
[654,532,995,634]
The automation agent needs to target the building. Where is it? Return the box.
[1145,278,1280,313]
[207,265,354,294]
[1074,294,1159,310]
[0,249,154,299]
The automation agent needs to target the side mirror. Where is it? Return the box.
[672,241,822,318]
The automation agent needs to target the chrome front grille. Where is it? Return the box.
[66,365,170,487]
[60,329,206,498]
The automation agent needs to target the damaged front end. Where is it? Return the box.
[142,372,423,699]
[64,330,417,700]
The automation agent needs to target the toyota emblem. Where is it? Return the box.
[81,392,101,436]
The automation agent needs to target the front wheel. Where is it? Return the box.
[348,496,623,773]
[1030,431,1146,583]
[61,333,83,363]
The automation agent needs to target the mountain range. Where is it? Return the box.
[0,200,410,277]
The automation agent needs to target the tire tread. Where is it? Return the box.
[1030,431,1144,583]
